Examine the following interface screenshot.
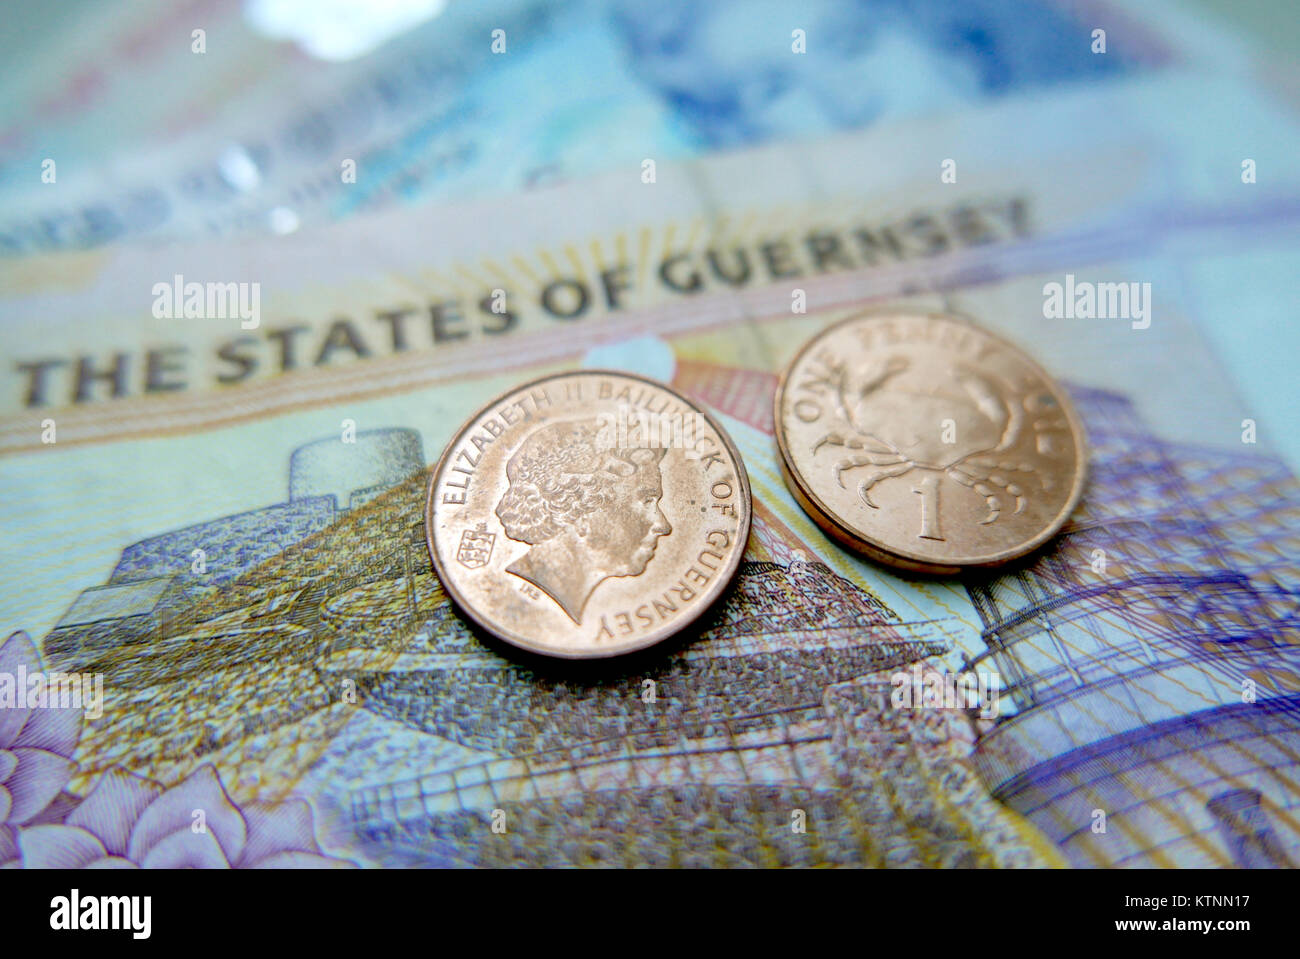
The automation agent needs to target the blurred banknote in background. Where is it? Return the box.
[0,0,1225,254]
[1,0,1299,868]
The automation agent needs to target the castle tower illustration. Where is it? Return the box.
[966,385,1300,868]
[45,428,425,665]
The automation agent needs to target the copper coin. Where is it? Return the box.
[427,370,752,658]
[774,310,1086,574]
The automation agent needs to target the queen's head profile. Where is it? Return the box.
[494,418,672,624]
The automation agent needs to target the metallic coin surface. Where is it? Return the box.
[427,370,752,658]
[775,311,1086,574]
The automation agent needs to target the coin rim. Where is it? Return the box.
[426,368,753,659]
[773,309,1088,572]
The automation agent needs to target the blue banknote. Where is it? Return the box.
[0,0,1151,254]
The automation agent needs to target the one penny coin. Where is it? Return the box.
[775,311,1086,574]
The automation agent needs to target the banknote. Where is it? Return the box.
[0,0,1223,256]
[1,72,1299,868]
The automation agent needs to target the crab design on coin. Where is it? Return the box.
[807,354,1046,525]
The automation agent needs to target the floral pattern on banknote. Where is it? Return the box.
[0,630,354,868]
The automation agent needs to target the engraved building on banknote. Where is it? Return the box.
[352,554,942,757]
[965,384,1300,868]
[343,373,1300,867]
[48,412,965,870]
[38,379,1300,868]
[44,430,424,664]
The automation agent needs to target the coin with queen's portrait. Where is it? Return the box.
[427,370,751,658]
